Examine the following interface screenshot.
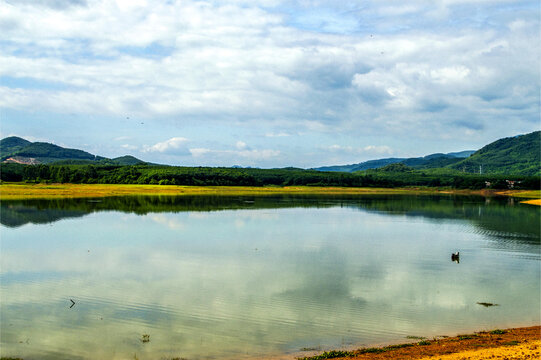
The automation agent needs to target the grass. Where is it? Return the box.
[0,183,462,200]
[502,340,520,346]
[457,334,480,340]
[297,350,352,359]
[1,182,538,201]
[297,343,416,359]
[497,190,541,199]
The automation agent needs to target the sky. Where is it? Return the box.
[0,0,539,168]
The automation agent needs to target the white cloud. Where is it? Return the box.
[120,144,137,150]
[189,148,212,157]
[236,141,248,150]
[326,144,393,156]
[144,137,189,154]
[189,146,280,162]
[0,0,539,167]
[265,131,292,137]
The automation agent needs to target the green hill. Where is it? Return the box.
[112,155,146,165]
[315,152,475,172]
[13,142,101,162]
[0,136,32,156]
[0,136,144,165]
[449,131,540,175]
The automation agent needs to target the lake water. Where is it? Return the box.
[1,194,539,360]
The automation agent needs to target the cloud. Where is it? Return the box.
[120,144,137,151]
[0,0,539,167]
[5,0,87,9]
[144,137,190,154]
[326,144,393,156]
[189,146,280,165]
[265,131,292,137]
[236,141,248,150]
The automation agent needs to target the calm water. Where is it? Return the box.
[1,194,539,360]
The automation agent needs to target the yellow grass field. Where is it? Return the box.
[0,183,539,203]
[0,183,443,200]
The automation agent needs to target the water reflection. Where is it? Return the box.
[0,195,539,360]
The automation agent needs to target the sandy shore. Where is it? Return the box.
[296,326,540,360]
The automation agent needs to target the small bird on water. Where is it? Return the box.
[451,252,460,263]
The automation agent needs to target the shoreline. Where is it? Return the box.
[0,326,539,360]
[0,183,539,204]
[292,325,540,360]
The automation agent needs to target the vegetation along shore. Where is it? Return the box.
[295,326,540,360]
[0,183,540,203]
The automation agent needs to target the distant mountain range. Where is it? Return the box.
[315,131,540,176]
[314,150,476,172]
[1,131,539,175]
[0,137,146,166]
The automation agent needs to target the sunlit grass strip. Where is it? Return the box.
[0,183,444,200]
[0,183,539,202]
[495,190,541,206]
[495,190,541,198]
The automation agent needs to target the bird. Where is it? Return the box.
[451,252,460,263]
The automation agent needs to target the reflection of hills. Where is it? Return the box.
[0,195,334,228]
[0,203,88,227]
[1,195,539,246]
[343,195,540,242]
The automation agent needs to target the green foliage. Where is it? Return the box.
[457,334,478,340]
[490,329,506,334]
[317,131,539,175]
[0,136,142,165]
[450,131,540,175]
[378,163,413,172]
[2,162,540,190]
[0,136,32,158]
[0,163,25,181]
[297,350,352,360]
[111,155,146,165]
[10,142,99,162]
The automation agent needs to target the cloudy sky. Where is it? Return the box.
[0,0,539,168]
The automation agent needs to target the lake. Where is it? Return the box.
[1,194,539,360]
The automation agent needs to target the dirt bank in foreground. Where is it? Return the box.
[298,326,540,360]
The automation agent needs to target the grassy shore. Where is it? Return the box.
[0,182,539,203]
[295,326,540,360]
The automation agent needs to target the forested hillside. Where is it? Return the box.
[0,136,143,165]
[450,131,540,175]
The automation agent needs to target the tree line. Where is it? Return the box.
[0,163,539,189]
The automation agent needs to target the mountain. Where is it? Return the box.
[449,131,540,175]
[112,155,146,165]
[315,151,475,172]
[0,137,145,165]
[315,131,540,176]
[0,136,32,156]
